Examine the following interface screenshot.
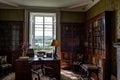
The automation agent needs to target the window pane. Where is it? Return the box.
[44,30,53,50]
[44,24,53,50]
[35,24,43,50]
[35,16,43,24]
[35,36,43,50]
[35,30,43,36]
[45,25,52,29]
[35,25,43,36]
[35,24,43,28]
[44,17,52,24]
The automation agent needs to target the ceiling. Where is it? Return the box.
[0,0,100,12]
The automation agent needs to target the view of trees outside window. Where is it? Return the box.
[29,13,56,52]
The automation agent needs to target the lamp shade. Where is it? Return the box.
[51,39,59,47]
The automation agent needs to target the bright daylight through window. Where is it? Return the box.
[29,12,56,53]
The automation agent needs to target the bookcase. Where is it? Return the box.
[86,11,112,80]
[86,16,106,57]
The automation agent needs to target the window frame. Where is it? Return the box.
[29,12,56,52]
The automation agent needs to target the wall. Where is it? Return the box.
[60,11,85,23]
[86,0,120,76]
[0,9,24,21]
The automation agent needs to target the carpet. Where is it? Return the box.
[61,69,81,80]
[0,72,56,80]
[0,72,15,80]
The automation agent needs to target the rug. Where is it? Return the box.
[0,72,56,80]
[61,69,81,80]
[0,72,15,80]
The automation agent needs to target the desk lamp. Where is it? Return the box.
[51,39,59,59]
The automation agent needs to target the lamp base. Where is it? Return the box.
[53,52,58,59]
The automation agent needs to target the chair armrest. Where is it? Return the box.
[43,66,53,69]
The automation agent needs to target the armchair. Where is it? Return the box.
[26,48,34,57]
[0,55,12,76]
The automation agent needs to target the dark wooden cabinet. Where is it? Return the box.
[0,21,23,64]
[15,60,32,80]
[61,23,82,52]
[86,11,112,80]
[61,23,85,69]
[0,21,23,52]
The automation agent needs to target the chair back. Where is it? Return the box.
[26,49,34,57]
[37,51,46,57]
[46,53,52,58]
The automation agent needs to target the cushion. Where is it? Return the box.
[1,63,12,68]
[0,56,7,64]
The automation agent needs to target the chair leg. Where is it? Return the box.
[32,70,41,80]
[49,78,56,80]
[42,68,45,75]
[37,73,40,80]
[34,78,38,80]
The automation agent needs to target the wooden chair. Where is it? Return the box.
[25,49,43,80]
[46,53,52,58]
[37,51,46,57]
[26,48,34,57]
[37,51,56,79]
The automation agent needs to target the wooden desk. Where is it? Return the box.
[15,57,60,80]
[15,59,32,80]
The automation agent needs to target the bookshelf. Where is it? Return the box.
[86,11,112,80]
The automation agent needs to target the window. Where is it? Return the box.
[29,12,56,52]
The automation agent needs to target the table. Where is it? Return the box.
[15,57,60,80]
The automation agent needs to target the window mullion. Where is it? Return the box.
[43,16,45,49]
[33,16,35,48]
[52,16,55,39]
